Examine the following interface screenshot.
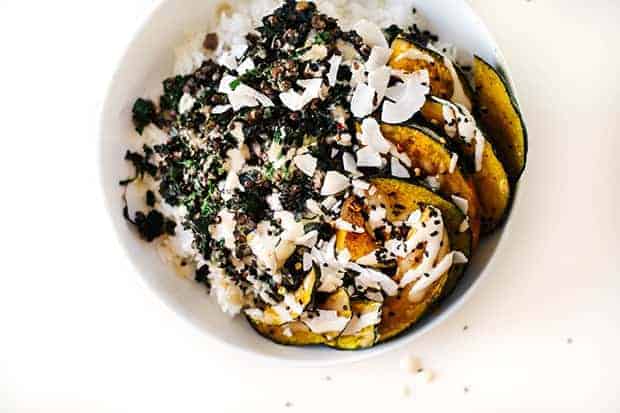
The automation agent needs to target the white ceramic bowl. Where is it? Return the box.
[100,0,524,365]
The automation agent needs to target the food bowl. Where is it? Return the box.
[99,0,525,365]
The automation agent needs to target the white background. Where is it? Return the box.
[1,0,619,411]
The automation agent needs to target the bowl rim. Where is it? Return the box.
[98,0,526,366]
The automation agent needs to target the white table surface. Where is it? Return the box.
[1,0,619,411]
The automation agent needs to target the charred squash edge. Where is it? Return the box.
[248,286,352,347]
[419,97,511,233]
[473,55,528,181]
[326,300,382,351]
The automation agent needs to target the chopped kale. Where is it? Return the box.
[132,98,157,134]
[383,24,403,45]
[160,75,189,112]
[119,147,158,186]
[145,190,156,207]
[229,78,241,91]
[124,208,175,242]
[195,265,212,291]
[227,190,269,222]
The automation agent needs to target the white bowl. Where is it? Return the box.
[100,0,524,365]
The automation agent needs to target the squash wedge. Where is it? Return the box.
[248,287,352,346]
[370,179,472,301]
[246,269,317,327]
[379,124,481,247]
[334,178,472,343]
[389,38,473,110]
[473,56,528,180]
[420,97,511,233]
[327,301,382,350]
[248,319,325,346]
[379,227,451,342]
[367,179,471,342]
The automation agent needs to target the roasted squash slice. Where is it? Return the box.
[335,178,472,343]
[246,269,317,326]
[248,287,351,346]
[327,301,382,350]
[248,319,325,346]
[379,124,481,246]
[368,180,471,342]
[420,97,511,233]
[390,38,473,110]
[473,56,528,180]
[379,224,451,342]
[370,179,471,301]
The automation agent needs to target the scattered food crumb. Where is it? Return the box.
[400,354,422,373]
[415,368,434,384]
[567,337,573,344]
[285,401,293,408]
[403,385,412,398]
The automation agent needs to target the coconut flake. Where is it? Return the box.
[391,157,410,178]
[356,146,383,168]
[293,154,317,177]
[321,196,338,210]
[352,19,389,48]
[351,82,376,118]
[361,117,391,154]
[219,75,273,111]
[368,66,391,107]
[381,70,430,124]
[356,251,379,267]
[178,93,196,114]
[449,153,459,174]
[321,171,350,196]
[451,195,469,215]
[306,199,323,216]
[406,210,422,226]
[459,217,470,233]
[368,206,387,229]
[303,252,313,271]
[385,82,406,101]
[279,78,323,111]
[352,179,370,191]
[327,54,342,86]
[342,152,360,176]
[474,131,486,173]
[218,52,238,70]
[349,61,367,87]
[296,230,319,248]
[211,104,232,114]
[300,44,328,61]
[390,144,412,167]
[266,193,283,211]
[366,46,391,71]
[335,218,365,234]
[415,369,434,384]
